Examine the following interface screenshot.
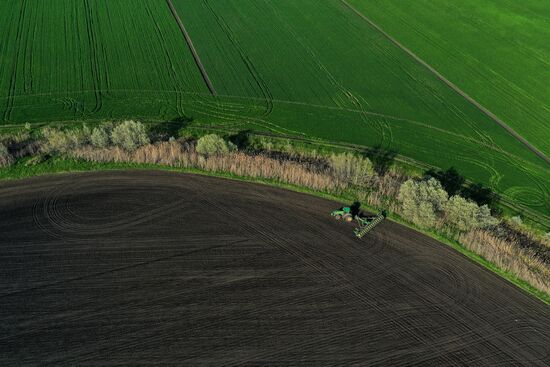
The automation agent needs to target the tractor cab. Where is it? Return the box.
[331,206,353,222]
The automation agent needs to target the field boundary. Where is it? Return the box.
[340,0,550,167]
[190,124,550,228]
[165,0,217,95]
[2,113,548,226]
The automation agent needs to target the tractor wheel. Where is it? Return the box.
[343,214,353,222]
[334,214,342,220]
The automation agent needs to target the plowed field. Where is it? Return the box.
[1,171,549,365]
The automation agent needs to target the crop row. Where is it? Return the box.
[0,0,208,123]
[347,0,550,158]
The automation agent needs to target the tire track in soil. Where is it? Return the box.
[1,171,550,365]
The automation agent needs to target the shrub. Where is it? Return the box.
[110,120,149,151]
[249,136,275,152]
[80,125,92,144]
[41,127,84,154]
[178,128,197,142]
[0,143,14,167]
[91,126,110,148]
[196,134,236,156]
[425,167,465,196]
[398,177,448,228]
[329,152,375,185]
[443,195,498,231]
[476,205,500,228]
[510,215,523,226]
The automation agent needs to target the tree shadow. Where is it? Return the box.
[425,167,464,196]
[228,129,252,150]
[425,166,500,211]
[149,116,194,141]
[364,145,397,175]
[462,183,500,211]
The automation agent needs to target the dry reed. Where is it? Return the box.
[460,229,550,294]
[71,142,345,192]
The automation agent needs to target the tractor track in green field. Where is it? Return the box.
[340,0,550,168]
[165,0,217,96]
[201,0,273,117]
[2,0,27,122]
[83,0,103,114]
[0,87,544,164]
[264,1,394,147]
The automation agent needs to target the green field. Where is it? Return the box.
[347,0,550,157]
[0,0,208,122]
[0,0,549,219]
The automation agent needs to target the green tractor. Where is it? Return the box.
[332,206,386,238]
[331,206,354,222]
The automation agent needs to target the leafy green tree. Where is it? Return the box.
[196,134,236,156]
[476,204,499,228]
[462,182,499,208]
[0,143,14,167]
[91,126,110,148]
[41,128,83,154]
[426,167,465,196]
[398,177,448,228]
[329,152,375,185]
[443,195,498,231]
[110,120,149,151]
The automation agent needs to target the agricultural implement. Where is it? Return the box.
[353,211,386,238]
[331,206,386,238]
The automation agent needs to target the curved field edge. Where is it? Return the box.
[1,158,548,307]
[2,89,550,217]
[2,110,550,228]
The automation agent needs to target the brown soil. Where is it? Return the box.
[1,171,549,365]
